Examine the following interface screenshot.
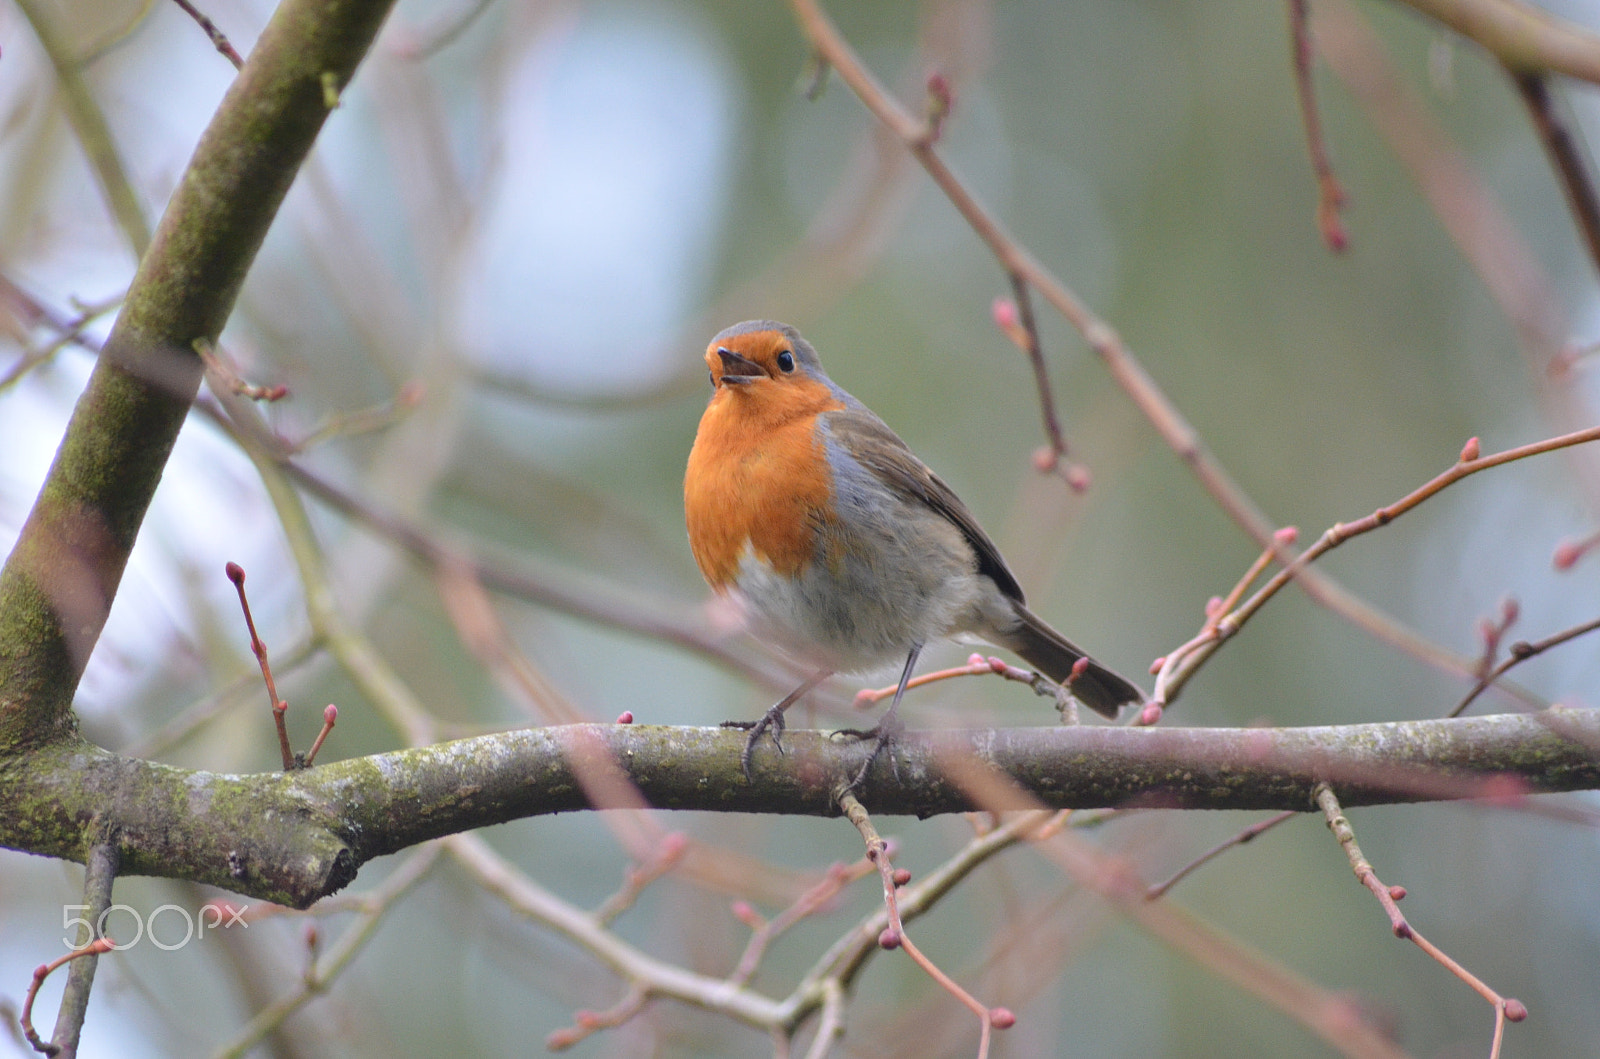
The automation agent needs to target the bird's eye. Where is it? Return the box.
[776,350,795,373]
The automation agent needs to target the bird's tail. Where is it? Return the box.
[999,604,1143,718]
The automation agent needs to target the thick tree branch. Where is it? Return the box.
[0,0,397,751]
[2,711,1594,908]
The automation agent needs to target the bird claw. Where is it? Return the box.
[831,710,905,791]
[722,706,788,780]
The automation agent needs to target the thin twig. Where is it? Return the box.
[20,939,115,1057]
[14,0,152,255]
[168,0,245,69]
[996,276,1083,486]
[837,791,1008,1057]
[1314,784,1526,1058]
[1451,612,1600,717]
[854,653,1039,707]
[1151,529,1299,707]
[0,290,122,393]
[1145,811,1298,900]
[1289,0,1349,250]
[1163,429,1600,700]
[226,562,296,769]
[728,856,878,986]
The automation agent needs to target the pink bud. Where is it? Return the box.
[322,703,338,724]
[991,298,1017,330]
[989,1008,1016,1029]
[1274,525,1299,545]
[1459,436,1481,462]
[226,562,245,585]
[878,928,901,949]
[1322,220,1348,253]
[615,711,634,724]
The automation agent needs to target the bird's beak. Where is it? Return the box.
[715,347,763,385]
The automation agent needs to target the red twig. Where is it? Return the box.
[992,287,1091,491]
[169,0,244,68]
[196,338,289,401]
[838,792,1012,1057]
[1451,612,1600,718]
[1150,527,1299,707]
[227,562,295,770]
[1288,0,1348,250]
[1146,811,1299,900]
[854,653,1023,707]
[729,854,880,986]
[302,704,338,767]
[594,832,690,927]
[19,939,116,1056]
[545,986,650,1051]
[1315,784,1525,1058]
[1161,429,1600,701]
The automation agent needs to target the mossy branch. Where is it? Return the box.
[2,712,1594,908]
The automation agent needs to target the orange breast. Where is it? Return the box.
[685,386,842,589]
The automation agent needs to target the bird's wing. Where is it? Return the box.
[824,407,1025,603]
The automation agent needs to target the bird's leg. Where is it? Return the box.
[835,642,922,791]
[723,668,832,779]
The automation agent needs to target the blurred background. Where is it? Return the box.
[3,0,1600,1055]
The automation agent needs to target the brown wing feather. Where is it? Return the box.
[824,408,1025,602]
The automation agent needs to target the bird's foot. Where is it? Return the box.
[831,708,906,792]
[722,706,787,780]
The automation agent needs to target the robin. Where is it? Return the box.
[684,320,1142,781]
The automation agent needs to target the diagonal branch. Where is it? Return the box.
[0,0,399,751]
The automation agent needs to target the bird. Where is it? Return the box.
[684,320,1143,783]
